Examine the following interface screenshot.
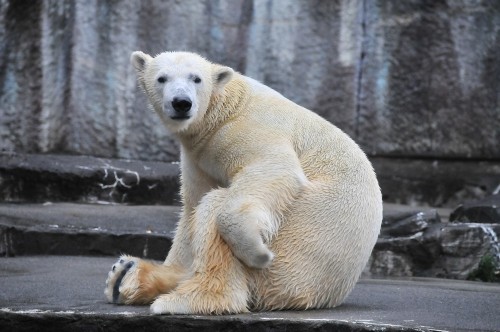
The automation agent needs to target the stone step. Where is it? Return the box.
[0,152,181,205]
[1,255,499,332]
[1,202,499,281]
[0,203,179,260]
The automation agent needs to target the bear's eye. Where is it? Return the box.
[157,76,167,84]
[193,76,202,84]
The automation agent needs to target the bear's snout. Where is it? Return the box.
[171,96,192,118]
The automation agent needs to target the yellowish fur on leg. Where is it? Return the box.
[150,236,250,315]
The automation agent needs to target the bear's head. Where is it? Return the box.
[131,51,234,133]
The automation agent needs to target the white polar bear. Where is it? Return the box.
[104,51,383,315]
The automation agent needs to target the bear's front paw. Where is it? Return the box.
[237,244,274,269]
[105,255,185,305]
[247,247,274,269]
[104,255,139,304]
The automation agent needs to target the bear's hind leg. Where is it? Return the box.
[105,255,185,305]
[150,189,249,315]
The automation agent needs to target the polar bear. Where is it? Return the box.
[104,51,383,315]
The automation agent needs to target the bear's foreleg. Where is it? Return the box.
[150,189,250,315]
[214,147,308,270]
[216,198,274,268]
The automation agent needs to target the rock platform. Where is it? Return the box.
[1,255,500,332]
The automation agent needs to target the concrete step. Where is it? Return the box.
[0,203,179,260]
[1,255,499,332]
[0,152,181,205]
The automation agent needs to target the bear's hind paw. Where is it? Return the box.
[149,292,248,315]
[150,294,191,315]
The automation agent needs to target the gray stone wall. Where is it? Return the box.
[1,0,499,162]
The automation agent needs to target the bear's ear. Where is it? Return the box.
[212,65,234,93]
[130,51,152,73]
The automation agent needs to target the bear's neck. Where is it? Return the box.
[178,74,249,153]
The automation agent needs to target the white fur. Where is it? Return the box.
[112,51,383,314]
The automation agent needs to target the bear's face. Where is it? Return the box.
[131,51,234,133]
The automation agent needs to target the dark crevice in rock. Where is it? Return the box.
[354,0,367,140]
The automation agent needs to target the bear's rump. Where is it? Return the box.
[248,178,381,311]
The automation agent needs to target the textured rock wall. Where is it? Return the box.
[1,0,499,162]
[359,1,500,158]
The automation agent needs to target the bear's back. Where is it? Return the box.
[239,74,372,181]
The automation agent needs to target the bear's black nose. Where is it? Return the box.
[171,96,192,114]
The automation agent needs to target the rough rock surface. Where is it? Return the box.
[365,204,500,279]
[371,157,500,207]
[450,194,500,224]
[358,0,500,158]
[1,0,499,161]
